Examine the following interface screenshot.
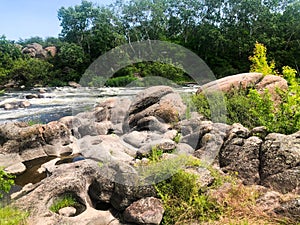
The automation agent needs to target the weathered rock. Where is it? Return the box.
[123,131,149,148]
[123,197,164,225]
[45,46,57,57]
[256,189,282,213]
[125,86,186,131]
[4,162,26,175]
[137,139,176,157]
[260,131,300,193]
[255,75,288,104]
[220,136,262,185]
[58,207,76,217]
[2,101,31,110]
[0,121,72,166]
[197,73,263,94]
[26,94,39,99]
[22,43,48,58]
[78,135,136,162]
[13,160,125,225]
[274,198,300,222]
[185,167,215,188]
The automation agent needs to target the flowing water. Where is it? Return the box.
[0,86,199,124]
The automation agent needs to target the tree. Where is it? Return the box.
[249,42,276,75]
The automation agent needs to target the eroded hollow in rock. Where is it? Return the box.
[88,179,113,211]
[49,191,86,217]
[14,156,57,186]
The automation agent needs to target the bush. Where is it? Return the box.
[0,168,14,199]
[0,206,28,225]
[155,168,223,224]
[105,75,138,87]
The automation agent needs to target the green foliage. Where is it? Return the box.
[249,42,277,75]
[148,146,164,162]
[155,169,223,224]
[49,194,79,213]
[9,57,53,86]
[173,132,181,144]
[0,206,28,225]
[0,168,15,199]
[105,75,138,87]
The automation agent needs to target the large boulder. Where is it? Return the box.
[197,73,288,104]
[13,160,125,225]
[197,73,263,93]
[0,121,72,168]
[124,86,186,131]
[260,131,300,194]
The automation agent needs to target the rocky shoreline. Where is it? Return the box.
[0,85,299,224]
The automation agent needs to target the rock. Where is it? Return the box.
[45,46,57,57]
[256,190,282,213]
[68,81,81,88]
[38,88,47,94]
[13,160,125,225]
[22,43,48,58]
[137,139,176,157]
[58,207,77,217]
[176,143,195,154]
[260,131,300,193]
[123,197,164,225]
[20,100,31,108]
[125,86,186,131]
[26,94,39,99]
[197,73,288,106]
[4,103,18,110]
[274,198,300,222]
[4,162,26,175]
[197,72,263,94]
[2,101,31,110]
[0,121,72,163]
[123,131,149,148]
[219,136,262,185]
[255,75,288,104]
[185,167,215,188]
[59,116,82,139]
[78,135,136,162]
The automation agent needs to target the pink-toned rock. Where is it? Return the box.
[197,73,263,93]
[45,46,57,57]
[123,197,164,225]
[255,75,288,104]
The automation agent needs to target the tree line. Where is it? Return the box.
[0,0,299,87]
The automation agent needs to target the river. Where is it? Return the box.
[0,86,199,123]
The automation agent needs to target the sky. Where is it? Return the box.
[0,0,114,41]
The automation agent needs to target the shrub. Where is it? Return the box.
[105,75,138,87]
[0,206,29,225]
[249,42,277,75]
[0,168,15,199]
[155,169,223,224]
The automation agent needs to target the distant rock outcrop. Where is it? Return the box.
[21,43,57,59]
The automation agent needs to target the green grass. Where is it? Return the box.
[0,206,28,225]
[49,194,78,213]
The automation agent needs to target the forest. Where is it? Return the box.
[0,0,300,87]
